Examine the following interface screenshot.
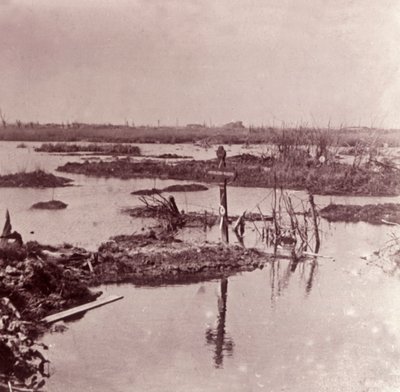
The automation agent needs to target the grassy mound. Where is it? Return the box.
[0,170,72,188]
[162,183,208,192]
[57,155,400,196]
[35,143,140,155]
[320,203,400,224]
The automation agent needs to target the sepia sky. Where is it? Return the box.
[1,0,400,127]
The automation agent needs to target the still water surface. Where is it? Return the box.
[1,142,400,391]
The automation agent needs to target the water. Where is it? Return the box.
[43,224,400,392]
[1,141,400,391]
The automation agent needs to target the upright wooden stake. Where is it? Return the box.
[207,146,236,245]
[308,192,320,253]
[272,174,279,253]
[219,180,229,244]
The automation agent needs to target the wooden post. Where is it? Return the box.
[207,145,236,245]
[272,174,279,253]
[308,192,320,253]
[219,180,229,244]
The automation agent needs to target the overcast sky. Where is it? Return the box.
[1,0,400,127]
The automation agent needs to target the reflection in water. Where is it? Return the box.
[205,278,234,368]
[269,257,318,305]
[305,259,318,295]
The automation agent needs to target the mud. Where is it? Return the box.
[0,171,73,188]
[124,207,219,227]
[162,183,208,192]
[57,154,400,196]
[35,143,141,156]
[153,153,192,159]
[131,183,208,195]
[0,242,100,389]
[31,200,68,210]
[131,188,162,196]
[0,230,270,388]
[320,203,400,224]
[93,232,268,286]
[123,206,268,226]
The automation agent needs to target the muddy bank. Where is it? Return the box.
[131,188,162,196]
[31,200,68,210]
[57,154,400,196]
[131,183,208,195]
[0,242,100,389]
[154,153,192,159]
[125,207,219,228]
[16,143,27,149]
[320,203,400,224]
[0,170,72,188]
[35,143,141,156]
[124,206,268,226]
[0,230,270,389]
[163,183,208,192]
[93,233,268,285]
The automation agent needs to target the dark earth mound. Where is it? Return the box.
[156,153,192,159]
[31,200,68,210]
[131,188,162,196]
[131,183,208,195]
[162,183,208,192]
[320,203,400,224]
[0,170,72,188]
[35,143,141,156]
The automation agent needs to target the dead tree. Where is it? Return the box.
[0,210,11,247]
[257,185,321,258]
[0,108,6,127]
[139,194,184,232]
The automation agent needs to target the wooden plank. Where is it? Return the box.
[207,170,236,178]
[0,381,39,392]
[382,219,400,226]
[41,295,123,324]
[87,259,94,273]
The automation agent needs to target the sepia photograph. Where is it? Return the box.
[1,0,400,391]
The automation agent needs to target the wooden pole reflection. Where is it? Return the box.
[205,278,234,368]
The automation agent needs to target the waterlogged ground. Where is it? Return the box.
[43,224,400,392]
[1,141,400,391]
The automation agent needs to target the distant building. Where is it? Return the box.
[223,121,245,129]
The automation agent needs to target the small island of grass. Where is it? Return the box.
[31,200,68,210]
[0,170,73,188]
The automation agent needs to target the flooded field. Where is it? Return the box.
[1,141,400,391]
